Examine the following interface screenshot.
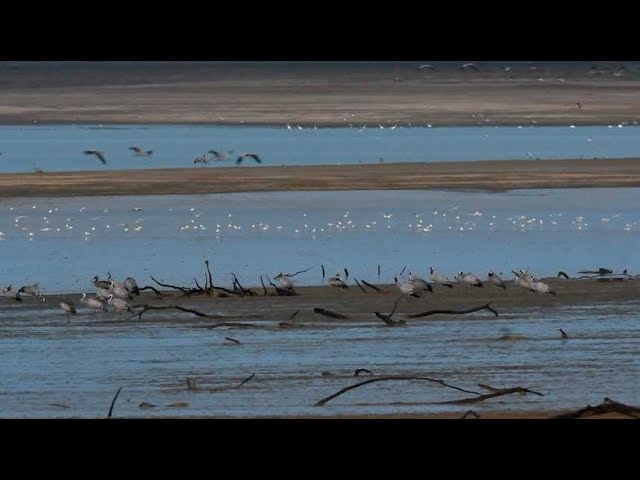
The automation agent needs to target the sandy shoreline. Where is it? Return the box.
[2,158,640,197]
[1,61,640,126]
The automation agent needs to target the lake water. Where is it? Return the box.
[1,188,638,294]
[0,298,638,418]
[1,124,639,172]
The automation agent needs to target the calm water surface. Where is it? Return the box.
[1,124,639,172]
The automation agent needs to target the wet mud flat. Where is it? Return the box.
[1,277,639,418]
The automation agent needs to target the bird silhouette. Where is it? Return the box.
[129,147,153,156]
[236,153,261,165]
[84,150,107,164]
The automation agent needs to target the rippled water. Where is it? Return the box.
[0,299,638,418]
[1,124,639,172]
[1,188,639,294]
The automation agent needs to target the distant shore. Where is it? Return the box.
[1,61,639,126]
[1,158,640,198]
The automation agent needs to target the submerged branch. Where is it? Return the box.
[316,375,480,406]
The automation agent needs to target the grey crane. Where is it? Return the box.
[84,150,107,165]
[81,292,107,311]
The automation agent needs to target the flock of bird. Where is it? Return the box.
[80,147,262,167]
[193,150,262,166]
[271,266,556,297]
[2,264,558,319]
[2,272,141,318]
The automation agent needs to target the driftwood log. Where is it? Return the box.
[407,303,499,319]
[313,307,350,320]
[315,375,481,406]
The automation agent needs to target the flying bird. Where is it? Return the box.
[129,147,153,157]
[84,150,107,164]
[236,153,262,165]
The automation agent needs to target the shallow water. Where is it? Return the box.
[0,188,639,294]
[1,125,639,172]
[0,299,638,418]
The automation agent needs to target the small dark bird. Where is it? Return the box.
[129,147,153,157]
[236,153,261,165]
[84,150,107,164]
[559,328,568,339]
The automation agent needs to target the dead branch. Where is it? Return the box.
[205,260,214,290]
[354,368,374,377]
[353,278,367,293]
[316,375,481,406]
[260,275,268,296]
[225,337,241,345]
[106,386,122,419]
[313,307,350,320]
[285,266,314,277]
[130,304,222,320]
[139,285,163,295]
[407,303,498,319]
[361,280,382,292]
[231,273,257,296]
[288,309,300,321]
[151,275,191,293]
[202,322,260,329]
[437,386,544,405]
[557,271,571,279]
[279,309,302,328]
[552,398,640,419]
[398,266,406,277]
[194,277,203,290]
[375,312,406,326]
[375,295,405,325]
[237,373,255,387]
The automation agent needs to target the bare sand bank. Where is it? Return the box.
[1,61,640,126]
[2,158,640,198]
[5,276,638,324]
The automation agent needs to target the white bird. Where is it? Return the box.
[461,63,479,71]
[429,267,454,288]
[529,278,556,295]
[328,274,348,289]
[109,281,131,300]
[487,271,506,289]
[81,292,107,311]
[92,275,111,289]
[107,294,133,313]
[124,277,140,296]
[3,285,22,302]
[408,272,433,293]
[395,276,421,297]
[456,271,483,287]
[18,283,46,301]
[274,273,294,290]
[60,300,77,318]
[95,287,111,300]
